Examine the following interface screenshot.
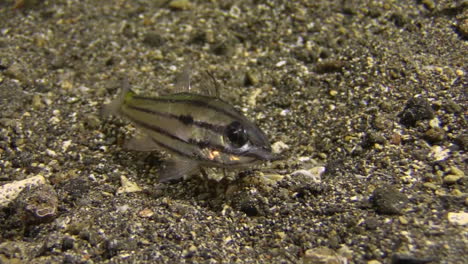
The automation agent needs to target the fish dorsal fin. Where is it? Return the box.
[173,64,219,97]
[174,64,192,93]
[204,70,220,98]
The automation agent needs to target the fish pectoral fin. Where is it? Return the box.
[158,158,200,183]
[124,135,159,152]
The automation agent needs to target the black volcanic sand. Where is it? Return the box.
[0,0,467,263]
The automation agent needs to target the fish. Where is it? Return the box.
[103,72,277,182]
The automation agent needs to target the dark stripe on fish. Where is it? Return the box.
[148,135,202,161]
[122,111,264,163]
[132,94,242,121]
[148,131,259,166]
[127,105,225,133]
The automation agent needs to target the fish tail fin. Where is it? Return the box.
[101,78,134,117]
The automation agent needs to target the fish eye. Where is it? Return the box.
[225,121,248,148]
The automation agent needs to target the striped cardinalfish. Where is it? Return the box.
[103,73,277,182]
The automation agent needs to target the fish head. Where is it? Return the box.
[219,118,279,166]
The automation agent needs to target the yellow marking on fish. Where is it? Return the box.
[208,150,220,160]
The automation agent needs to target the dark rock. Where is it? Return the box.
[230,190,267,217]
[362,132,386,148]
[292,48,318,63]
[239,200,260,217]
[212,41,234,56]
[58,178,90,204]
[390,13,408,28]
[371,185,409,215]
[398,97,434,127]
[391,254,434,264]
[424,127,445,143]
[456,17,468,39]
[364,217,379,230]
[314,60,345,74]
[102,239,122,259]
[443,100,462,113]
[14,184,59,225]
[62,236,74,251]
[189,31,209,45]
[454,134,468,151]
[142,32,165,48]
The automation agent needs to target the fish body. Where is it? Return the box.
[105,84,275,182]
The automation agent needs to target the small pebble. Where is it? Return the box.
[421,0,436,10]
[117,176,142,194]
[291,166,325,183]
[422,182,438,190]
[399,216,409,225]
[457,18,468,38]
[62,140,72,152]
[62,236,74,251]
[244,71,259,86]
[443,174,463,184]
[85,114,101,129]
[32,94,45,109]
[391,254,433,264]
[261,173,285,184]
[428,146,449,161]
[443,166,465,184]
[271,141,289,154]
[142,32,165,48]
[447,212,468,225]
[138,208,154,218]
[275,60,286,67]
[449,166,464,178]
[247,88,262,107]
[303,247,347,264]
[454,134,467,150]
[45,149,57,158]
[424,127,445,143]
[169,0,191,10]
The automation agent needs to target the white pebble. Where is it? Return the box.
[429,117,440,128]
[280,109,290,116]
[291,166,325,183]
[0,175,46,207]
[117,176,142,194]
[429,146,449,161]
[297,156,311,162]
[275,60,287,67]
[49,116,60,125]
[271,141,289,154]
[46,149,57,157]
[448,212,468,226]
[62,140,72,152]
